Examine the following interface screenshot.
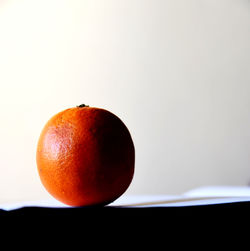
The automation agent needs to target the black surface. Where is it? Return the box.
[0,203,248,244]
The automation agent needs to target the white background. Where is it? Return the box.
[0,0,250,203]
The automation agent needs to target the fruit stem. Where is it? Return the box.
[77,104,89,108]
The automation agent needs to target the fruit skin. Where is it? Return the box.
[36,106,135,207]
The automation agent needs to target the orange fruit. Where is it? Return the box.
[36,104,135,206]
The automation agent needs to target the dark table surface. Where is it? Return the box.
[0,203,248,245]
